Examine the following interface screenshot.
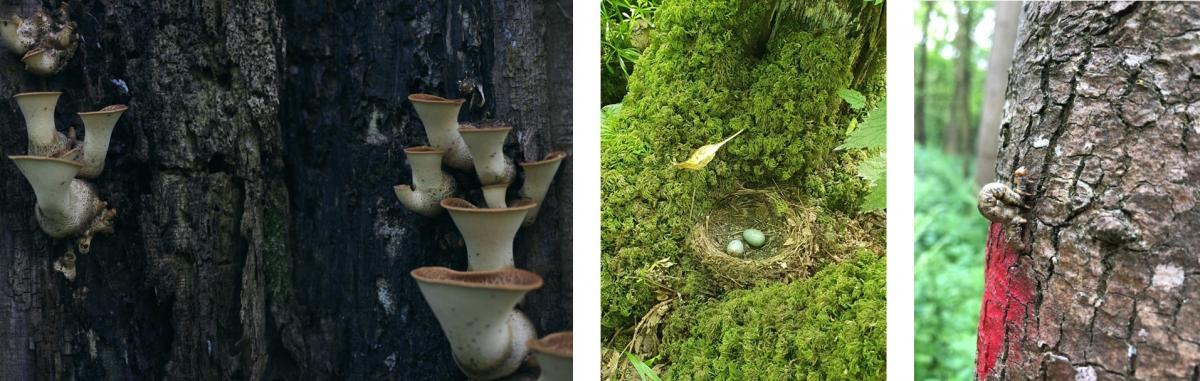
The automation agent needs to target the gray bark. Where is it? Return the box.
[973,1,1021,189]
[0,0,572,380]
[989,2,1200,379]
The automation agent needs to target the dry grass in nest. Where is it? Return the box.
[689,189,825,288]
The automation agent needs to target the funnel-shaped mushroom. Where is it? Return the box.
[9,155,116,253]
[15,92,65,156]
[441,198,535,270]
[481,183,508,209]
[412,266,543,380]
[0,14,35,55]
[459,124,514,185]
[409,93,473,170]
[518,151,567,226]
[77,104,127,179]
[21,47,62,76]
[394,146,456,216]
[529,332,572,381]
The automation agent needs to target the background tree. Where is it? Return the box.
[979,2,1200,379]
[972,1,1020,190]
[913,2,1014,379]
[945,1,976,157]
[0,0,572,379]
[915,1,933,145]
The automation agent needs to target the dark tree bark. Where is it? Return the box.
[972,1,1021,190]
[0,1,572,380]
[945,1,975,157]
[915,1,932,145]
[980,2,1200,380]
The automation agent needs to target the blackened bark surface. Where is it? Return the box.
[274,0,572,379]
[0,0,571,380]
[988,2,1200,379]
[0,0,285,379]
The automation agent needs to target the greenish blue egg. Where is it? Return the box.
[743,229,766,248]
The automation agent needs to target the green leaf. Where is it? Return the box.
[861,176,886,211]
[857,151,886,185]
[837,98,886,150]
[601,103,623,141]
[627,352,661,381]
[857,151,886,211]
[837,88,866,110]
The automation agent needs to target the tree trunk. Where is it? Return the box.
[915,2,933,145]
[972,1,1021,189]
[945,1,974,157]
[979,2,1200,380]
[0,1,572,380]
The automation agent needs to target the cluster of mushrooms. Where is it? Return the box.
[397,93,572,380]
[5,5,127,281]
[0,3,78,76]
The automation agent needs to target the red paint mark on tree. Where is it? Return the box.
[976,223,1033,379]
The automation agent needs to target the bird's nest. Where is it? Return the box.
[690,189,829,288]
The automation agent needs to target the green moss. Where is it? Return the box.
[661,252,887,379]
[264,207,291,302]
[601,0,885,339]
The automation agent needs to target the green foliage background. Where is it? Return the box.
[914,147,987,380]
[600,0,887,377]
[915,1,990,147]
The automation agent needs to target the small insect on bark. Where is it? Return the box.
[978,166,1030,225]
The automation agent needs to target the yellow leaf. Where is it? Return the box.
[673,129,746,170]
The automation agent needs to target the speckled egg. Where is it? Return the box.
[726,239,746,256]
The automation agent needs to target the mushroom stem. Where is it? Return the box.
[15,92,65,156]
[441,198,536,270]
[408,94,473,170]
[459,124,515,186]
[77,105,128,179]
[394,146,455,217]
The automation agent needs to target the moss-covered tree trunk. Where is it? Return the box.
[600,0,885,378]
[980,2,1200,379]
[0,0,571,379]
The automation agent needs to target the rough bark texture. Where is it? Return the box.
[0,1,572,380]
[983,2,1200,380]
[972,0,1021,190]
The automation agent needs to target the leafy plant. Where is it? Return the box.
[601,0,660,104]
[838,88,867,110]
[627,353,662,381]
[601,103,624,141]
[914,146,987,380]
[838,96,887,211]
